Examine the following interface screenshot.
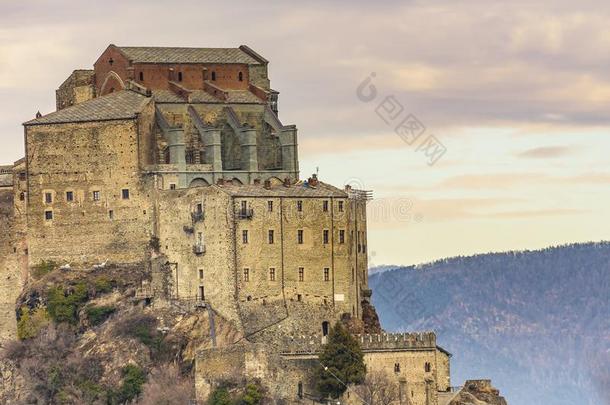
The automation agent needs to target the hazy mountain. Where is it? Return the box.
[369,242,610,405]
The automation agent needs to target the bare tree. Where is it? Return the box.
[137,364,195,405]
[353,370,400,405]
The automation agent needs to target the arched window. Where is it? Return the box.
[211,71,216,81]
[322,321,329,336]
[425,362,431,372]
[19,192,25,201]
[394,363,400,373]
[238,71,243,81]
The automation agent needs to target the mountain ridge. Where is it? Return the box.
[369,241,610,405]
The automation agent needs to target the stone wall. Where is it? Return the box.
[24,120,154,268]
[56,70,95,110]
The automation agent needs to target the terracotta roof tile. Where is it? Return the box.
[118,46,262,65]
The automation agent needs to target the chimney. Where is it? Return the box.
[309,174,319,187]
[344,184,352,192]
[263,180,272,189]
[216,178,225,186]
[283,177,291,187]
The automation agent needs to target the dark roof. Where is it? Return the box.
[24,90,150,126]
[216,181,348,198]
[117,46,263,65]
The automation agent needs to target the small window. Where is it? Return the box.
[323,230,329,244]
[339,230,345,244]
[122,189,130,199]
[139,72,144,81]
[19,172,26,181]
[425,362,431,372]
[45,192,52,204]
[211,71,216,81]
[238,71,243,82]
[394,363,401,373]
[19,192,25,201]
[268,230,274,244]
[297,230,304,244]
[242,230,249,244]
[199,269,204,279]
[169,184,176,190]
[66,191,74,202]
[297,200,303,212]
[324,267,330,282]
[243,268,250,282]
[268,200,273,212]
[92,191,100,201]
[178,72,183,82]
[44,210,53,221]
[269,267,276,281]
[297,294,302,301]
[323,200,329,212]
[109,210,114,220]
[298,267,304,282]
[338,201,344,212]
[196,203,203,213]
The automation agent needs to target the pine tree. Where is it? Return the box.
[316,321,366,399]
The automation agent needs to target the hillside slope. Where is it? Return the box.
[369,242,610,405]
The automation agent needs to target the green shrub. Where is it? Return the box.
[32,260,57,278]
[47,282,89,325]
[94,276,114,294]
[239,383,263,405]
[109,364,146,404]
[208,387,232,405]
[17,306,50,340]
[85,305,115,326]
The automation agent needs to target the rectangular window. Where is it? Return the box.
[199,269,204,279]
[109,210,114,220]
[66,191,74,202]
[268,230,274,244]
[243,268,250,282]
[298,267,304,282]
[92,191,100,201]
[122,189,130,199]
[339,230,345,244]
[241,200,248,212]
[323,230,329,244]
[324,267,330,281]
[267,200,273,212]
[338,201,344,212]
[169,184,176,190]
[323,200,329,212]
[19,172,26,181]
[269,268,276,281]
[45,192,52,204]
[242,230,249,244]
[297,230,304,244]
[297,200,303,212]
[44,210,53,221]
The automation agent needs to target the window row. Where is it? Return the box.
[242,267,331,282]
[256,199,345,213]
[393,362,432,374]
[241,229,346,245]
[43,208,145,221]
[43,189,130,204]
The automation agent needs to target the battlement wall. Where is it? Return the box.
[280,331,437,354]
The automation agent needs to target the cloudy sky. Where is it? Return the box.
[2,0,610,265]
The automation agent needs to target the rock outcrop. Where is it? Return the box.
[450,380,508,405]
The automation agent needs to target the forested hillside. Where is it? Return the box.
[369,242,610,405]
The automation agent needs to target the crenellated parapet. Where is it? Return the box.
[280,331,437,354]
[356,331,437,351]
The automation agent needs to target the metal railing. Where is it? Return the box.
[236,208,254,219]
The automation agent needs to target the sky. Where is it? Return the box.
[1,0,610,265]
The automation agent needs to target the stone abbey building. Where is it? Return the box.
[0,45,458,404]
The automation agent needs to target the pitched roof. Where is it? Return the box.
[216,181,348,198]
[117,46,263,65]
[24,90,150,126]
